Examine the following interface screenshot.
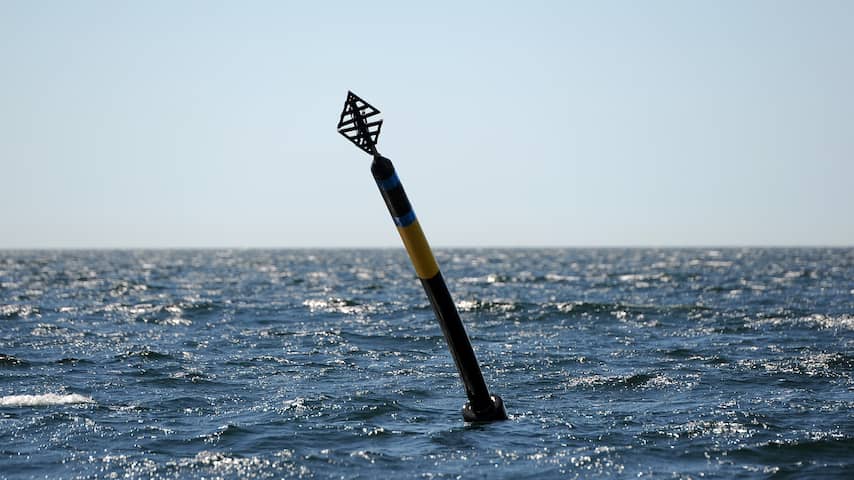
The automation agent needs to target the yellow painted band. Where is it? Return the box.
[397,219,440,279]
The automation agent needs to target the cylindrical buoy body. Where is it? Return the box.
[370,155,507,422]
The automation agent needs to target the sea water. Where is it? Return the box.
[0,248,851,478]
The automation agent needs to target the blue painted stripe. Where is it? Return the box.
[376,173,401,191]
[393,210,416,227]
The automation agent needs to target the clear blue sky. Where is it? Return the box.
[2,1,852,248]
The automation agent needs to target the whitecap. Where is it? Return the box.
[302,298,373,315]
[0,393,95,407]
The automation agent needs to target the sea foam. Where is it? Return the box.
[0,393,95,407]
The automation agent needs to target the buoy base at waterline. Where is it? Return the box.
[463,395,508,422]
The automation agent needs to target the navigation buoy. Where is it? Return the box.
[337,91,507,422]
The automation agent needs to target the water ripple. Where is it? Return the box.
[0,248,851,478]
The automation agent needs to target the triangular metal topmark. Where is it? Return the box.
[338,91,383,155]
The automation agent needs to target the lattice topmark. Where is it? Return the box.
[337,91,383,155]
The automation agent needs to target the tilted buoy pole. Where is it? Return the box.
[337,91,507,422]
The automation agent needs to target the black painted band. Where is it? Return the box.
[371,156,413,220]
[420,273,493,411]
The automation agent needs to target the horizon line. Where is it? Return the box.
[1,244,852,251]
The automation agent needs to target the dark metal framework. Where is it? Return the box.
[337,91,383,156]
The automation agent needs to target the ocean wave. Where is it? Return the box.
[547,301,707,318]
[280,394,334,419]
[807,314,854,330]
[101,448,308,478]
[616,272,672,285]
[459,272,588,285]
[30,323,76,337]
[673,420,753,439]
[737,352,854,378]
[0,353,29,367]
[114,349,175,361]
[456,299,522,313]
[748,313,854,331]
[663,348,730,365]
[566,372,676,390]
[303,298,376,316]
[0,304,40,319]
[96,300,223,325]
[733,434,854,462]
[0,393,95,407]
